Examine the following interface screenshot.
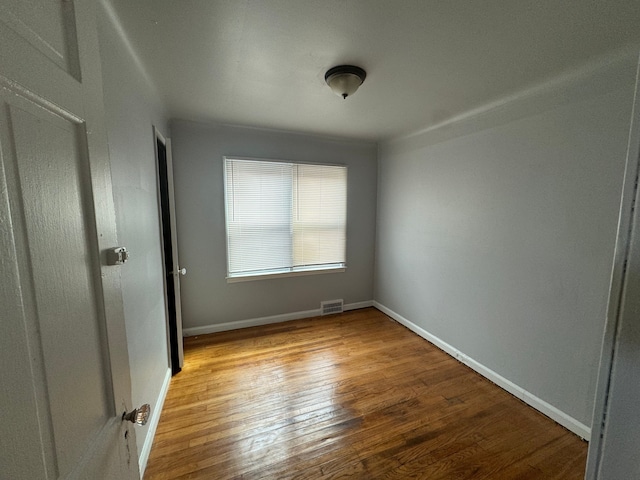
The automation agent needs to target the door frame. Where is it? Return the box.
[154,126,184,374]
[586,54,640,478]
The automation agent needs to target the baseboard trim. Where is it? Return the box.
[138,368,171,476]
[344,300,374,311]
[373,302,591,441]
[183,301,374,337]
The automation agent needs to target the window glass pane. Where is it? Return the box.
[293,164,346,267]
[226,159,292,274]
[224,157,346,278]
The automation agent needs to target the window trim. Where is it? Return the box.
[226,265,346,283]
[223,156,348,282]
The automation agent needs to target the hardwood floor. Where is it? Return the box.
[144,308,587,479]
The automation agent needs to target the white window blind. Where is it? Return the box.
[224,157,347,279]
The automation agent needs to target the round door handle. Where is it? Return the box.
[178,267,186,276]
[123,404,150,426]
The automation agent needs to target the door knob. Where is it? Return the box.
[123,404,151,426]
[171,267,186,275]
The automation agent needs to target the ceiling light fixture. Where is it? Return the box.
[325,65,367,99]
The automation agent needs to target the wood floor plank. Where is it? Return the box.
[144,308,587,479]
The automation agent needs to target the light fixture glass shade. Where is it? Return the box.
[325,65,366,99]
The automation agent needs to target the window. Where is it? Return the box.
[224,157,347,281]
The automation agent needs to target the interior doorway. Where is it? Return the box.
[155,127,185,375]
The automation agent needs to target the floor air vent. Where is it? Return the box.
[321,299,344,316]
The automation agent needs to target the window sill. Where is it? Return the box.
[226,266,346,283]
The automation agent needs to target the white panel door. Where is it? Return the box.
[166,138,185,368]
[155,131,185,371]
[0,1,138,478]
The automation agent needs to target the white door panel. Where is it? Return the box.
[0,1,81,113]
[0,0,81,78]
[10,98,113,477]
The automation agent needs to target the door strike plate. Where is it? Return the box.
[107,247,129,265]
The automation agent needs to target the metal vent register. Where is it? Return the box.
[321,299,344,315]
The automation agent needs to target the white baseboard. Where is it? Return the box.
[344,300,374,311]
[138,368,171,476]
[373,302,591,441]
[182,301,374,337]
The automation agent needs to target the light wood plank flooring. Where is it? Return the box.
[144,307,587,479]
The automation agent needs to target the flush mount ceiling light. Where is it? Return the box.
[325,65,367,99]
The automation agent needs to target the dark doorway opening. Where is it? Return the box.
[156,135,181,376]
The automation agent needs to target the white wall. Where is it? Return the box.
[97,1,170,470]
[170,121,377,330]
[375,52,637,432]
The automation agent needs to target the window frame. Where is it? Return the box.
[223,156,348,283]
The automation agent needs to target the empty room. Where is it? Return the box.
[2,1,640,479]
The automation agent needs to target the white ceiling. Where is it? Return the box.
[107,0,640,141]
